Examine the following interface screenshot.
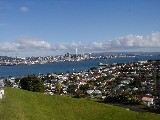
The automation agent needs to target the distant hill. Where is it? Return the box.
[0,88,160,120]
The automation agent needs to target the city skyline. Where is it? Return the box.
[0,0,160,57]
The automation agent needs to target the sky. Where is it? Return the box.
[0,0,160,57]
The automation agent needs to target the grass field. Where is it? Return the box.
[0,87,160,120]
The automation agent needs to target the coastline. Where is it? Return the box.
[0,54,160,78]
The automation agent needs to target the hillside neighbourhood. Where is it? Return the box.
[1,59,160,110]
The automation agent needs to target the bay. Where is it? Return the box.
[0,54,160,78]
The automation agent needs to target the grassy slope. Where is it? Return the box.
[0,88,160,120]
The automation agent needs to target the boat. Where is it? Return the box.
[99,62,109,66]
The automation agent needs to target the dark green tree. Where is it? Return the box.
[20,75,45,92]
[67,84,78,94]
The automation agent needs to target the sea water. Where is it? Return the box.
[0,55,160,78]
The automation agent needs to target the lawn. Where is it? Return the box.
[0,87,160,120]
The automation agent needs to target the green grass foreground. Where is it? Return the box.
[0,88,160,120]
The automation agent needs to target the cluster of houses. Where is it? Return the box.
[1,60,160,107]
[40,60,160,107]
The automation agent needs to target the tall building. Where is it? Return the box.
[65,53,70,58]
[89,53,91,59]
[76,48,77,57]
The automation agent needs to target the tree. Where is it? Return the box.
[55,82,63,94]
[67,84,78,94]
[4,78,13,87]
[20,75,45,92]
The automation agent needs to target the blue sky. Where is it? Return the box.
[0,0,160,57]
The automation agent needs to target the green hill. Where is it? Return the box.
[0,88,160,120]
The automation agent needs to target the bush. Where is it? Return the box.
[104,94,141,105]
[19,75,45,92]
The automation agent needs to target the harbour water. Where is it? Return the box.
[0,54,160,78]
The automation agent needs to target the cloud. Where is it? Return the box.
[20,6,29,13]
[17,36,52,50]
[0,32,160,54]
[50,41,109,53]
[0,42,20,52]
[110,32,160,49]
[0,37,52,52]
[88,42,110,51]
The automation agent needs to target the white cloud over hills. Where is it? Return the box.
[111,33,160,48]
[17,37,51,50]
[0,32,160,55]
